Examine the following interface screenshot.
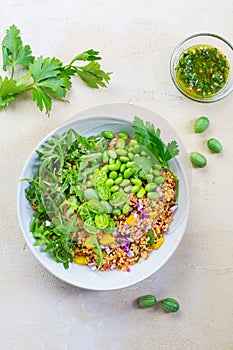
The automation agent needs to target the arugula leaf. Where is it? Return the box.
[2,24,34,75]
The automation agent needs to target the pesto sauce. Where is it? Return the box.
[175,45,230,98]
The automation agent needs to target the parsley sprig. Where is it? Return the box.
[133,116,179,200]
[0,25,111,116]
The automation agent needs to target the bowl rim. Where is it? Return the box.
[170,32,233,103]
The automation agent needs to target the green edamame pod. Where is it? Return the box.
[120,164,127,173]
[108,150,117,159]
[111,185,119,192]
[153,169,161,176]
[102,151,109,163]
[122,203,130,214]
[154,176,165,184]
[123,168,135,179]
[105,179,114,187]
[102,131,114,139]
[117,132,129,139]
[120,179,130,187]
[129,140,138,147]
[131,178,142,186]
[132,185,140,193]
[109,159,121,171]
[128,152,134,160]
[145,183,157,192]
[124,185,133,193]
[109,171,118,179]
[119,156,129,163]
[114,176,123,185]
[147,192,159,200]
[137,188,146,198]
[112,208,121,216]
[116,138,126,149]
[116,149,127,156]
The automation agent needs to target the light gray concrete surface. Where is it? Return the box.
[0,1,232,349]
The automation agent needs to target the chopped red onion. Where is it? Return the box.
[126,250,134,258]
[170,204,178,212]
[126,268,131,272]
[156,186,163,197]
[110,264,116,270]
[88,263,97,271]
[127,237,134,242]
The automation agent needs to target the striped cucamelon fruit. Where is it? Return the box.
[194,116,210,133]
[161,298,179,313]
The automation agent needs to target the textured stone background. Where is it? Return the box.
[0,1,232,349]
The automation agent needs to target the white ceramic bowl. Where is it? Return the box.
[17,103,191,290]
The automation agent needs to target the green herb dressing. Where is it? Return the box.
[175,45,230,98]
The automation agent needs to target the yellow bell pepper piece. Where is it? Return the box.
[126,214,137,226]
[84,236,96,249]
[100,234,115,245]
[152,237,165,250]
[73,256,87,265]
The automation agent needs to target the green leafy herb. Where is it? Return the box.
[0,24,111,116]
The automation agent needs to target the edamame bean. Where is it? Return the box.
[119,156,129,163]
[137,188,146,198]
[114,176,123,185]
[111,185,119,192]
[124,185,133,193]
[126,161,136,168]
[117,132,129,139]
[105,179,114,187]
[120,179,130,187]
[131,178,142,186]
[154,176,165,184]
[129,140,138,147]
[120,164,127,173]
[147,192,159,200]
[102,131,114,139]
[138,170,147,179]
[153,169,161,176]
[109,159,115,165]
[128,152,134,160]
[145,183,157,192]
[112,208,121,216]
[154,164,162,170]
[122,203,130,214]
[146,174,154,183]
[128,147,134,153]
[109,171,118,180]
[101,164,109,172]
[108,150,117,159]
[116,149,127,156]
[102,151,109,163]
[124,168,135,179]
[109,159,121,171]
[141,151,147,156]
[116,138,125,149]
[132,185,140,193]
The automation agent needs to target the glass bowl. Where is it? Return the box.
[170,33,233,102]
